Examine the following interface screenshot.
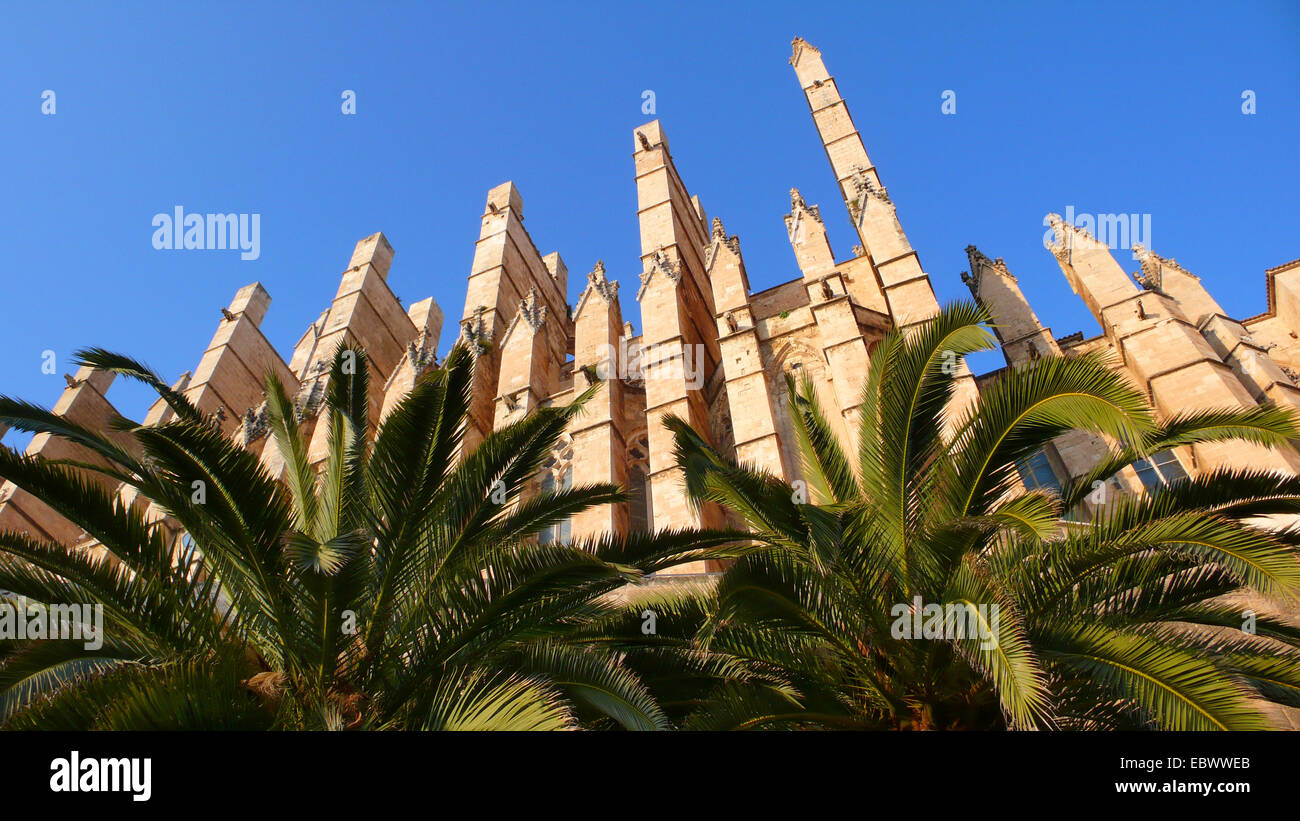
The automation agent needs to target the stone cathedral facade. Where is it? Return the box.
[2,39,1298,576]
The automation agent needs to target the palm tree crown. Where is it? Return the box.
[0,342,740,729]
[668,301,1300,730]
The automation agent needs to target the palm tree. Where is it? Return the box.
[667,301,1300,730]
[0,342,743,730]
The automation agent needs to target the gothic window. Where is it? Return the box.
[1132,449,1188,490]
[627,433,652,533]
[769,342,830,486]
[538,435,574,544]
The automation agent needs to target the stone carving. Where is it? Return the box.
[459,316,489,356]
[790,36,813,66]
[963,245,1015,291]
[1045,214,1073,263]
[704,218,740,269]
[789,188,822,223]
[294,378,325,422]
[518,287,547,331]
[639,249,682,291]
[587,260,619,303]
[240,401,270,447]
[849,165,890,203]
[407,329,438,370]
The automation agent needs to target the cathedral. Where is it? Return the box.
[3,38,1298,576]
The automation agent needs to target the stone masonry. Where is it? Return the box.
[2,39,1298,579]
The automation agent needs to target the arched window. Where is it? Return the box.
[626,433,652,533]
[538,436,574,544]
[769,343,832,489]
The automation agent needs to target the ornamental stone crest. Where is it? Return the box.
[240,401,270,447]
[849,165,890,204]
[460,314,489,356]
[639,249,682,291]
[789,188,822,223]
[518,286,547,331]
[587,260,620,303]
[704,217,740,269]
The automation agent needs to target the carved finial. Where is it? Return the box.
[1132,243,1191,291]
[653,249,681,282]
[849,165,890,203]
[788,187,823,223]
[460,316,489,357]
[639,249,682,292]
[587,260,619,303]
[965,244,991,268]
[790,36,815,65]
[704,220,740,269]
[406,329,437,371]
[240,401,270,447]
[965,245,1014,283]
[1045,215,1073,263]
[518,287,547,330]
[1133,243,1159,290]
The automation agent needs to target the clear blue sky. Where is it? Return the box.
[2,1,1297,450]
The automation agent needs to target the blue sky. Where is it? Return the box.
[1,1,1297,449]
